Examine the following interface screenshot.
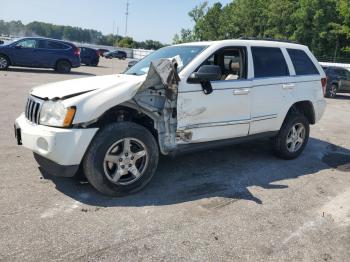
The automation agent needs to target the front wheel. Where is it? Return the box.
[272,113,310,160]
[0,55,9,70]
[83,122,159,196]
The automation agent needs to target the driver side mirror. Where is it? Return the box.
[14,45,22,49]
[188,65,222,84]
[187,65,222,95]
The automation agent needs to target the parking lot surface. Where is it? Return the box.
[0,59,350,262]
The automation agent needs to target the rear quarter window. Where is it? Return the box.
[252,47,289,78]
[287,49,319,75]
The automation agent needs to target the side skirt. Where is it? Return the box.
[169,131,278,156]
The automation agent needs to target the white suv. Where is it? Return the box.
[15,40,327,196]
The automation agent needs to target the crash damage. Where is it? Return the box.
[121,58,183,155]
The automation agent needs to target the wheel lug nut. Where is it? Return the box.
[131,156,134,160]
[125,153,129,157]
[129,164,132,167]
[119,158,123,162]
[121,165,125,169]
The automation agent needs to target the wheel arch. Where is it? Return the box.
[90,104,159,144]
[55,58,72,68]
[285,101,316,125]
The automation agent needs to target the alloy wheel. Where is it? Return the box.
[103,138,149,185]
[330,85,337,97]
[286,123,306,153]
[0,57,8,69]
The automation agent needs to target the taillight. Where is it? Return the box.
[74,47,80,56]
[321,77,327,96]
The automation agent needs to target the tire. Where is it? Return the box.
[55,60,71,73]
[0,55,9,70]
[83,122,159,196]
[272,113,310,160]
[325,84,337,98]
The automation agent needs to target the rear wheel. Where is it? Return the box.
[272,113,310,160]
[55,60,71,73]
[0,55,9,70]
[83,122,159,196]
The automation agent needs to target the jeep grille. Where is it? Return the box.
[25,97,42,124]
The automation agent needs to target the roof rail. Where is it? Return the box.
[238,37,299,44]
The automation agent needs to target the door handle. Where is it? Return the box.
[282,84,295,90]
[233,88,250,95]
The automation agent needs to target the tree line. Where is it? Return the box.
[173,0,350,62]
[0,20,164,50]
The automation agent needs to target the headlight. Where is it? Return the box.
[39,101,76,127]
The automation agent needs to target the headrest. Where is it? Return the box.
[230,61,240,71]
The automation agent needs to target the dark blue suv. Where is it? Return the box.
[80,47,100,66]
[0,37,81,73]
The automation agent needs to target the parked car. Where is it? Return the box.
[15,39,326,196]
[0,37,80,73]
[98,49,110,57]
[80,47,100,66]
[105,50,127,59]
[127,59,139,69]
[322,66,350,98]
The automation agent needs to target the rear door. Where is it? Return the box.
[339,69,350,92]
[249,46,293,135]
[42,40,71,68]
[32,40,52,67]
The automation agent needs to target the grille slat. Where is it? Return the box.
[25,97,42,124]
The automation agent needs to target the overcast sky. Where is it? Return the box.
[1,0,231,43]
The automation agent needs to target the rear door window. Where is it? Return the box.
[252,47,289,78]
[47,41,69,50]
[287,49,319,75]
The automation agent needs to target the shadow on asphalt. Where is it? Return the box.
[40,138,350,207]
[332,94,350,100]
[7,67,96,76]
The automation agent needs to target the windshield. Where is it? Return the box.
[125,45,207,76]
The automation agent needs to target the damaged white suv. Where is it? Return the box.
[15,40,327,196]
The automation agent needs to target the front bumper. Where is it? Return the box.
[15,114,98,175]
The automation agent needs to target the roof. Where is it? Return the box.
[14,36,72,43]
[176,39,307,49]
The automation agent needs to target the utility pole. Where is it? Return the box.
[125,0,129,37]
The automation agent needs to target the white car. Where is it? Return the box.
[15,40,327,196]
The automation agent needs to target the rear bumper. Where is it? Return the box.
[315,99,327,122]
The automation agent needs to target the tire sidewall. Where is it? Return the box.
[83,122,159,196]
[326,84,337,98]
[276,114,310,159]
[0,55,9,70]
[56,60,71,73]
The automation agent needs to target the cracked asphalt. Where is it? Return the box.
[0,59,350,262]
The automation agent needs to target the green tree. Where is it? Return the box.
[118,37,134,48]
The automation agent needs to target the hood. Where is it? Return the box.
[31,74,143,100]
